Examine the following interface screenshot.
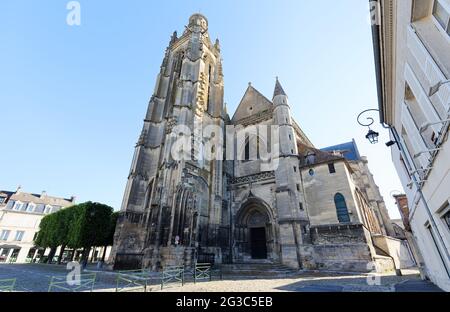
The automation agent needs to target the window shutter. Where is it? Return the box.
[401,103,430,169]
[407,26,449,118]
[404,64,441,140]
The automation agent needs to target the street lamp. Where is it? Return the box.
[357,109,380,144]
[365,129,380,144]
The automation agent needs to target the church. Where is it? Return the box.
[109,14,399,272]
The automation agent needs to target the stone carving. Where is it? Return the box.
[195,71,208,116]
[231,171,275,185]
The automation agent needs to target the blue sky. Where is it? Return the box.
[0,1,403,218]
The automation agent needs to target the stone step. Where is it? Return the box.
[220,263,299,276]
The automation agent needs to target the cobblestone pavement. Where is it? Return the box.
[0,264,443,292]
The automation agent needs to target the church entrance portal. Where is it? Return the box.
[250,227,267,259]
[234,196,277,263]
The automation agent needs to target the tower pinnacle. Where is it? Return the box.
[188,13,208,32]
[273,77,287,99]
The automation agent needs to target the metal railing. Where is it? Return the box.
[161,266,184,290]
[47,273,97,292]
[193,263,212,283]
[116,269,156,292]
[0,278,16,292]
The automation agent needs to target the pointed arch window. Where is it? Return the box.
[244,138,250,161]
[243,136,259,161]
[334,193,350,223]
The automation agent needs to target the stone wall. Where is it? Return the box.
[372,234,416,269]
[302,161,359,226]
[307,224,374,272]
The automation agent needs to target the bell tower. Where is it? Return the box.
[111,14,226,270]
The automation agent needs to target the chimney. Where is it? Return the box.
[41,191,47,198]
[16,185,22,193]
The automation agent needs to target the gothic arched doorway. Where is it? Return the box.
[248,211,268,259]
[234,197,277,262]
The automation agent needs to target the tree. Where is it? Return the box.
[102,211,119,262]
[35,201,115,266]
[67,202,114,267]
[34,213,59,263]
[54,208,72,264]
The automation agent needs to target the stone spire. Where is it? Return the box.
[273,77,287,99]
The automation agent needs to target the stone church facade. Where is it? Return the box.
[109,14,395,272]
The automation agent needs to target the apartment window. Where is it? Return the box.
[433,0,450,35]
[26,203,35,212]
[13,202,23,211]
[293,166,297,172]
[296,184,300,191]
[14,231,25,241]
[328,163,336,174]
[299,202,304,210]
[44,205,53,214]
[399,155,411,179]
[0,230,11,241]
[442,205,450,231]
[6,200,15,209]
[401,127,422,170]
[35,204,45,213]
[443,211,450,228]
[426,222,450,277]
[405,85,437,147]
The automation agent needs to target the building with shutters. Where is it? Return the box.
[0,187,76,263]
[371,0,450,291]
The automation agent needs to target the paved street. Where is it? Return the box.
[0,264,443,292]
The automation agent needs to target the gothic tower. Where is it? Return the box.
[110,14,226,270]
[272,78,310,269]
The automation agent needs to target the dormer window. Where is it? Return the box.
[44,205,53,214]
[26,203,36,212]
[13,201,23,211]
[0,197,6,204]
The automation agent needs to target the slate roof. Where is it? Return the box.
[297,141,344,168]
[273,77,287,98]
[320,139,361,161]
[0,189,75,207]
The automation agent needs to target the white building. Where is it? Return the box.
[372,0,450,291]
[0,187,76,263]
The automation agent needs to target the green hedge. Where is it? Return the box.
[35,202,117,258]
